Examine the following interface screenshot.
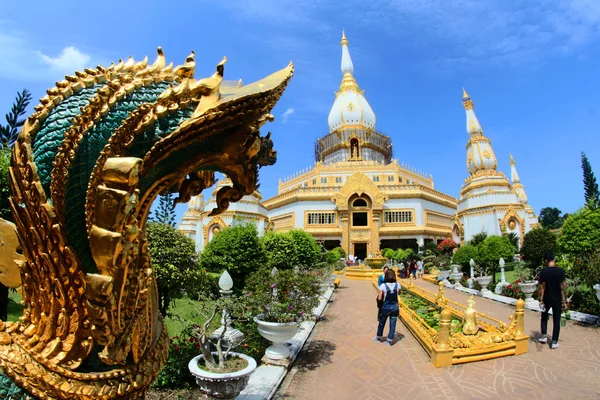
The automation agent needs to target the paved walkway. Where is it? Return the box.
[277,277,600,400]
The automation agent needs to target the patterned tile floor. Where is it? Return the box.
[277,278,600,400]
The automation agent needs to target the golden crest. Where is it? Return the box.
[347,101,356,112]
[483,149,491,159]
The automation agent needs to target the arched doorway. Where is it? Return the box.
[350,194,370,260]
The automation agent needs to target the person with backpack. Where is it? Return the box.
[374,269,400,346]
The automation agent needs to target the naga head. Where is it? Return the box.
[0,48,292,398]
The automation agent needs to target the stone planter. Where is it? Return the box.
[254,315,299,360]
[593,284,600,302]
[476,276,492,288]
[518,281,538,303]
[188,352,257,399]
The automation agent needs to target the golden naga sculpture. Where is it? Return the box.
[0,47,292,399]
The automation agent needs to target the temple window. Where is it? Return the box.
[388,175,394,182]
[321,177,327,183]
[352,212,368,226]
[384,211,413,223]
[312,179,316,185]
[399,177,403,183]
[335,177,342,183]
[353,199,367,207]
[307,212,336,225]
[350,138,360,159]
[373,176,380,182]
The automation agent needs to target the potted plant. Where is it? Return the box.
[514,263,538,303]
[246,266,324,360]
[185,274,257,399]
[475,263,493,290]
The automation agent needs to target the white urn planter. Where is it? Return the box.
[188,352,257,399]
[254,315,299,360]
[593,284,600,301]
[518,281,538,303]
[476,276,492,291]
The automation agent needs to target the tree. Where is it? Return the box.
[582,152,600,209]
[383,248,396,259]
[520,228,557,267]
[200,223,266,288]
[152,191,176,226]
[558,206,600,256]
[452,244,479,268]
[477,236,515,283]
[262,229,321,270]
[0,89,32,148]
[469,231,488,247]
[505,232,520,251]
[539,207,565,230]
[147,222,206,315]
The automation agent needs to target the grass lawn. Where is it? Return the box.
[7,290,23,322]
[6,289,218,339]
[164,297,221,338]
[495,270,516,283]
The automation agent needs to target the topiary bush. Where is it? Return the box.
[520,227,557,267]
[200,223,266,289]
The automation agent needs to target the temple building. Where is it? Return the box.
[178,32,538,255]
[452,90,538,245]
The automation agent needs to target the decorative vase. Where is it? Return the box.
[476,276,492,288]
[593,284,600,302]
[518,281,538,303]
[188,352,257,399]
[254,315,299,360]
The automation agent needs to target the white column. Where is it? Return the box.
[417,235,425,247]
[196,220,204,252]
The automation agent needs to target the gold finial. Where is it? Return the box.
[341,29,348,46]
[462,87,469,100]
[462,88,474,110]
[510,152,515,165]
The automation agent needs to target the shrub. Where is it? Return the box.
[200,223,266,289]
[262,230,321,270]
[437,239,457,254]
[478,236,515,282]
[383,248,396,259]
[244,266,325,324]
[520,227,557,267]
[333,246,346,259]
[469,231,488,247]
[452,244,479,267]
[153,326,199,389]
[558,206,600,256]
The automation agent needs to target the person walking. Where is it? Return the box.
[417,259,424,278]
[538,252,567,349]
[374,269,400,346]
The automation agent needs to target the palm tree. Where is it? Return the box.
[506,232,520,252]
[0,89,32,148]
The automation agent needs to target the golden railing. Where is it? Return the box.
[371,275,528,367]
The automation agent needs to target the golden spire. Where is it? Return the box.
[341,29,349,46]
[462,88,473,110]
[462,88,469,100]
[510,152,515,166]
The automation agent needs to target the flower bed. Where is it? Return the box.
[501,279,540,300]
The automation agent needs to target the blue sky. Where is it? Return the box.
[1,0,599,224]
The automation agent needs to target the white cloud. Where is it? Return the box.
[0,22,99,81]
[282,107,295,123]
[37,46,91,74]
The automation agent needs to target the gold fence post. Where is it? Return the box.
[436,281,447,307]
[514,298,529,355]
[432,309,453,367]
